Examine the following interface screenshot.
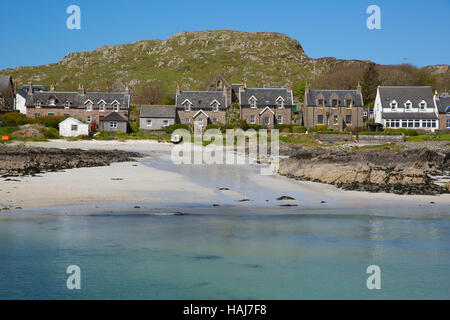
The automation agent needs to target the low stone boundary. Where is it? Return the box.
[357,134,405,142]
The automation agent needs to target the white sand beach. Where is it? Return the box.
[1,139,449,211]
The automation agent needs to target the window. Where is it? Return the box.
[35,113,40,117]
[333,115,338,124]
[64,101,70,109]
[110,121,117,128]
[71,125,78,131]
[87,116,91,122]
[250,99,256,108]
[35,101,41,108]
[49,98,56,106]
[212,118,217,124]
[447,111,450,117]
[113,104,118,112]
[250,115,255,124]
[391,101,397,110]
[212,102,218,112]
[318,99,324,107]
[345,115,352,124]
[146,120,152,127]
[346,99,352,108]
[317,115,323,124]
[332,99,338,107]
[184,118,190,124]
[163,120,169,127]
[401,120,407,128]
[419,101,426,110]
[405,102,412,111]
[431,120,436,128]
[184,102,190,111]
[407,120,414,128]
[197,118,203,126]
[48,113,54,116]
[277,115,283,124]
[86,103,92,111]
[99,103,105,112]
[277,100,283,109]
[414,120,420,128]
[447,119,450,128]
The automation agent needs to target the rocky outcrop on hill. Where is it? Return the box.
[0,145,142,177]
[278,147,450,195]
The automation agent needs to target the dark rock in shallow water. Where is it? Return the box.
[192,255,222,260]
[237,199,251,202]
[279,204,298,207]
[276,195,296,201]
[218,187,229,191]
[212,204,220,207]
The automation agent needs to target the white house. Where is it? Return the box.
[58,117,89,137]
[15,85,47,114]
[374,86,439,132]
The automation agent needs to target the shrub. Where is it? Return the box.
[0,112,31,126]
[384,128,418,136]
[40,127,60,139]
[292,125,307,133]
[129,122,139,133]
[247,124,263,131]
[274,124,293,133]
[205,124,220,131]
[33,116,68,129]
[164,123,191,134]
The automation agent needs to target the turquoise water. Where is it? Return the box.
[0,206,449,299]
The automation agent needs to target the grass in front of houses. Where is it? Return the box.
[405,132,450,142]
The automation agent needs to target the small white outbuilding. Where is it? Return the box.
[58,117,89,137]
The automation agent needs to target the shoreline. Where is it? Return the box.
[1,140,449,215]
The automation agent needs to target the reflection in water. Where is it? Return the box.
[0,207,448,299]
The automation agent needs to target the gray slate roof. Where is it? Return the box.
[25,91,130,109]
[240,88,293,107]
[382,112,438,120]
[305,90,363,107]
[19,85,47,93]
[176,91,227,110]
[378,86,434,108]
[101,112,128,122]
[436,95,450,113]
[140,105,176,118]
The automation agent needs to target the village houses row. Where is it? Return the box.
[1,75,449,133]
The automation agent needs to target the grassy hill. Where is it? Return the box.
[1,30,448,93]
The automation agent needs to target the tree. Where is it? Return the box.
[161,96,175,105]
[361,62,381,104]
[292,81,306,102]
[134,81,164,105]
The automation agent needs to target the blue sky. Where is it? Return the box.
[0,0,449,70]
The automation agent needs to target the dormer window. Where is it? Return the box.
[113,104,119,112]
[405,101,412,111]
[332,99,338,107]
[249,96,257,108]
[35,101,41,108]
[345,99,352,108]
[183,100,191,111]
[276,97,284,109]
[64,101,70,109]
[212,102,219,112]
[390,100,397,110]
[318,99,324,107]
[86,103,92,111]
[99,103,105,112]
[49,98,56,106]
[419,101,427,110]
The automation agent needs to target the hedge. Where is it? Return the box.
[164,123,191,134]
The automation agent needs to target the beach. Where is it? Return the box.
[1,139,449,213]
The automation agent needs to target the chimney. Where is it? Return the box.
[304,82,309,95]
[176,82,180,94]
[78,83,85,95]
[240,79,246,92]
[50,84,55,91]
[125,85,130,95]
[357,82,362,94]
[285,81,292,92]
[28,81,33,94]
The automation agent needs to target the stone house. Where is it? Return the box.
[100,112,128,132]
[239,84,293,127]
[206,75,240,105]
[303,84,364,130]
[24,83,130,130]
[175,88,228,128]
[373,86,439,132]
[139,105,176,130]
[436,93,450,131]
